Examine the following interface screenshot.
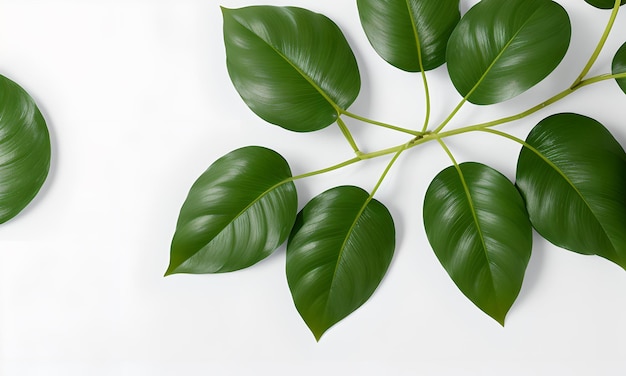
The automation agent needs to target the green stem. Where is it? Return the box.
[432,97,467,134]
[420,72,432,133]
[291,156,361,181]
[571,0,622,87]
[341,110,422,136]
[337,117,361,155]
[436,72,625,140]
[370,146,407,197]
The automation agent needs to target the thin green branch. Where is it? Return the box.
[370,146,407,197]
[336,117,361,155]
[571,0,622,87]
[341,110,422,136]
[436,72,625,140]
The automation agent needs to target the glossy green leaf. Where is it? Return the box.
[222,6,360,132]
[612,41,626,94]
[516,113,626,268]
[357,0,460,71]
[423,163,532,324]
[584,0,625,9]
[166,146,297,274]
[287,186,395,340]
[446,0,571,104]
[0,75,51,223]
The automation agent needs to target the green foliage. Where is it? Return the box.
[357,0,460,71]
[585,0,625,9]
[446,0,571,104]
[222,6,361,132]
[167,146,297,274]
[516,113,626,268]
[0,75,51,223]
[168,0,626,340]
[424,163,532,325]
[287,186,395,340]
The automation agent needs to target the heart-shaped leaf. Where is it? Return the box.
[516,113,626,268]
[423,162,532,324]
[357,0,460,71]
[287,186,395,340]
[584,0,624,9]
[0,74,51,223]
[166,146,297,275]
[222,6,360,132]
[612,41,626,94]
[446,0,571,104]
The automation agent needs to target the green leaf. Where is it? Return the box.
[357,0,460,71]
[167,146,297,274]
[584,0,625,9]
[222,6,360,132]
[286,186,395,340]
[0,75,51,223]
[446,0,571,105]
[423,163,532,325]
[612,41,626,94]
[516,113,626,268]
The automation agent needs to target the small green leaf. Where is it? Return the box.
[584,0,625,9]
[423,163,532,325]
[357,0,460,71]
[287,186,395,340]
[612,41,626,94]
[222,6,360,132]
[167,146,297,274]
[516,113,626,268]
[0,74,51,223]
[446,0,571,104]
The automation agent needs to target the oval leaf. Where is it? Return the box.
[516,113,626,268]
[446,0,571,104]
[167,146,297,274]
[0,74,51,223]
[286,186,395,340]
[357,0,460,71]
[423,163,532,325]
[222,6,360,132]
[585,0,624,9]
[612,41,626,94]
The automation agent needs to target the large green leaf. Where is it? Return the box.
[286,186,395,340]
[584,0,625,9]
[356,0,460,71]
[446,0,571,105]
[613,41,626,94]
[0,74,51,223]
[516,113,626,268]
[222,6,360,132]
[423,163,532,325]
[166,146,297,275]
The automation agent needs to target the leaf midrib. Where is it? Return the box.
[453,165,501,309]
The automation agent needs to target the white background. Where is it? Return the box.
[1,0,625,375]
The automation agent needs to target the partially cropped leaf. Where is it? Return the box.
[222,6,360,132]
[516,113,626,268]
[167,146,297,274]
[357,0,460,71]
[612,41,626,94]
[446,0,571,104]
[584,0,625,9]
[287,186,395,340]
[423,163,532,325]
[0,74,51,223]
